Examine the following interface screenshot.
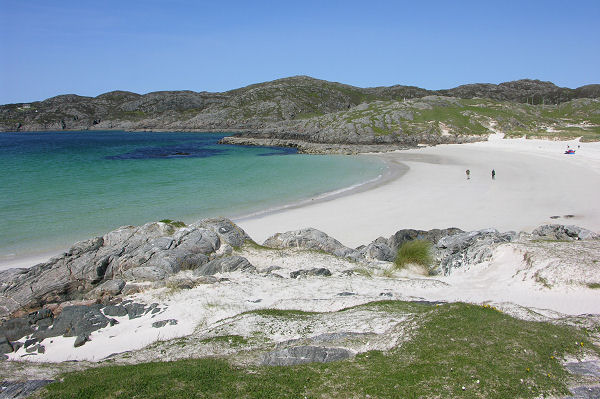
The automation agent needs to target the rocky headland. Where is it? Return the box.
[2,76,599,153]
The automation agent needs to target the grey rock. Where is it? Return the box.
[565,361,600,377]
[102,305,128,317]
[0,336,13,354]
[564,386,600,399]
[262,345,352,366]
[388,228,464,252]
[0,380,54,399]
[260,265,282,274]
[73,335,89,347]
[124,303,146,320]
[151,319,178,328]
[290,268,332,279]
[436,229,517,274]
[337,292,356,296]
[40,305,109,339]
[193,256,255,276]
[193,218,251,248]
[263,228,362,260]
[85,279,125,299]
[532,224,599,241]
[0,318,33,342]
[0,218,250,318]
[359,241,394,261]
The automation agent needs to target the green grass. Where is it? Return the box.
[159,219,186,228]
[394,239,434,269]
[587,282,600,289]
[41,302,597,398]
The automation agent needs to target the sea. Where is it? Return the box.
[0,131,385,264]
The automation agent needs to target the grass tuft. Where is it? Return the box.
[159,219,186,228]
[394,240,433,269]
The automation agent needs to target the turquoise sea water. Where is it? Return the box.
[0,131,385,262]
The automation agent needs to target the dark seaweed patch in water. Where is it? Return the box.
[106,145,225,160]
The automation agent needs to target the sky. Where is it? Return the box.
[1,0,599,104]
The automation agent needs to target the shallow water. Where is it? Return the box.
[0,131,385,262]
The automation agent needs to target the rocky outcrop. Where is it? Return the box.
[263,228,362,260]
[531,224,599,241]
[0,218,251,319]
[435,229,518,274]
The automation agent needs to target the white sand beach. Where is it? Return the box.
[237,135,600,247]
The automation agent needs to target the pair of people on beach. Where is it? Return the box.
[465,169,495,179]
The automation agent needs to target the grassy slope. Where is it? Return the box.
[40,301,597,399]
[294,97,600,141]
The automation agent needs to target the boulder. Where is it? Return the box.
[0,335,13,354]
[0,218,250,318]
[532,224,599,241]
[262,346,352,366]
[0,317,33,341]
[436,229,517,274]
[0,380,54,398]
[151,319,178,328]
[38,305,110,339]
[290,268,332,279]
[85,279,125,299]
[263,228,362,259]
[73,335,89,347]
[193,256,255,276]
[102,305,128,317]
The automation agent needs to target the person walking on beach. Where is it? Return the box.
[466,169,470,180]
[491,169,496,180]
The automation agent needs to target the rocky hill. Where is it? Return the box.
[2,76,599,150]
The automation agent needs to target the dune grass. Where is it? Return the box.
[394,239,433,270]
[40,301,597,399]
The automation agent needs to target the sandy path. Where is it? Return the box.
[237,137,600,247]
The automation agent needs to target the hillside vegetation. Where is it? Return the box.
[1,76,599,145]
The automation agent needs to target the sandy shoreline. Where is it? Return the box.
[237,135,600,247]
[2,136,599,271]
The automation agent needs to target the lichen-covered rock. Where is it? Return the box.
[263,228,362,260]
[436,229,518,274]
[531,224,599,241]
[0,218,250,318]
[290,268,332,279]
[85,279,125,299]
[193,256,255,276]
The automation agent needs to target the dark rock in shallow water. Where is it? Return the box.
[193,256,255,276]
[0,380,54,398]
[290,268,332,279]
[262,346,352,366]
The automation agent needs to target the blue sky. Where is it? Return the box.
[1,0,599,104]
